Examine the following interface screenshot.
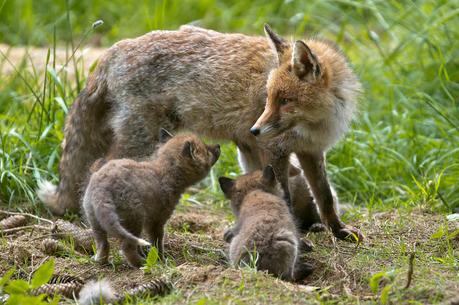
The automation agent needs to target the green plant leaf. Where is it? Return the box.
[0,268,16,290]
[369,271,385,293]
[380,284,392,304]
[195,298,208,305]
[31,258,55,289]
[145,246,159,269]
[4,279,29,294]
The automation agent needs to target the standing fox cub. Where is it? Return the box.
[219,166,313,281]
[38,24,362,241]
[82,129,220,267]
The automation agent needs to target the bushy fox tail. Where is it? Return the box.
[78,279,117,305]
[36,180,59,213]
[44,58,112,215]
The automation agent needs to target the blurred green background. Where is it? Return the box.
[0,0,458,212]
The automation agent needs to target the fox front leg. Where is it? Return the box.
[268,154,292,211]
[296,152,364,242]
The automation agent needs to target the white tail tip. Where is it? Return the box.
[78,279,117,305]
[37,180,57,204]
[137,238,151,247]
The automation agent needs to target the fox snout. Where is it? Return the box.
[250,107,279,137]
[250,127,260,136]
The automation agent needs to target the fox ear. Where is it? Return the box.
[159,128,174,143]
[181,141,195,159]
[262,165,276,185]
[218,177,234,197]
[292,40,322,81]
[264,24,288,65]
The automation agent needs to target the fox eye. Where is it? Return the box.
[278,98,290,105]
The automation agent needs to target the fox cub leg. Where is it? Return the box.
[120,223,144,268]
[92,224,110,264]
[145,221,165,259]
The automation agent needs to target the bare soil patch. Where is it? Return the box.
[0,204,457,304]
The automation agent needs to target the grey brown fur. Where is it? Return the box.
[219,166,313,281]
[82,130,220,267]
[38,25,362,241]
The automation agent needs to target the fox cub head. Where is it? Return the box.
[218,165,283,214]
[250,24,359,140]
[158,128,221,180]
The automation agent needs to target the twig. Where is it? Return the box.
[1,225,50,234]
[0,210,54,225]
[404,252,415,289]
[30,233,56,242]
[188,244,227,259]
[28,256,50,283]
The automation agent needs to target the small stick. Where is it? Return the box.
[1,225,50,234]
[0,210,53,225]
[188,244,227,259]
[404,252,415,289]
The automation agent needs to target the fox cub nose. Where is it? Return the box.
[250,127,260,136]
[214,144,221,155]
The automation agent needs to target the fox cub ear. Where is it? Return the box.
[181,141,196,159]
[159,128,174,143]
[264,24,288,65]
[262,165,277,186]
[292,40,322,81]
[218,177,235,197]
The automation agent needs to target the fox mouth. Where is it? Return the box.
[257,121,294,139]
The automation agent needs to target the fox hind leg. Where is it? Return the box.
[120,223,144,268]
[108,97,179,160]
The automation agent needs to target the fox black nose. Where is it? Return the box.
[250,127,260,136]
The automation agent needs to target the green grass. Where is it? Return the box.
[0,0,458,304]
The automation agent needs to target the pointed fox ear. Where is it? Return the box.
[219,177,234,197]
[264,24,288,65]
[181,141,195,159]
[262,165,277,185]
[292,40,322,81]
[159,128,174,143]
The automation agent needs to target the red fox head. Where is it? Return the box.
[250,25,358,140]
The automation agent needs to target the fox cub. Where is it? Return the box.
[83,129,220,267]
[219,166,313,281]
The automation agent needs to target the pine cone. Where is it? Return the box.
[119,278,172,301]
[41,239,63,255]
[30,282,83,298]
[48,274,84,285]
[52,220,94,253]
[0,215,27,231]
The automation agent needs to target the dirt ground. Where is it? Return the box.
[0,203,458,304]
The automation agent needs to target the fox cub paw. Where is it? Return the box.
[223,228,235,243]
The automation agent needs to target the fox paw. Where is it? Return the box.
[333,225,364,243]
[309,223,327,233]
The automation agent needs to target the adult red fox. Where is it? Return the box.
[38,24,363,241]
